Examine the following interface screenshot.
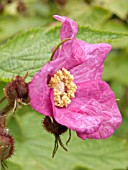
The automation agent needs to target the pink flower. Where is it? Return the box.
[29,15,122,140]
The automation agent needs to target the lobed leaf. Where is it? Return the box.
[93,0,128,20]
[0,26,127,82]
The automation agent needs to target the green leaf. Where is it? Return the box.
[0,28,59,82]
[103,50,128,86]
[101,19,128,33]
[73,167,92,170]
[7,162,22,170]
[0,81,7,110]
[7,109,128,170]
[0,0,51,42]
[0,16,46,43]
[93,0,128,20]
[0,26,127,82]
[65,3,112,28]
[77,27,128,43]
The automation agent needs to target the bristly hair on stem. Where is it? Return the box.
[1,161,8,170]
[0,96,6,105]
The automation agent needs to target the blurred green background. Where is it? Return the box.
[0,0,128,170]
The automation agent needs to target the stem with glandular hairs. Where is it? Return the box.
[0,102,13,117]
[0,96,6,105]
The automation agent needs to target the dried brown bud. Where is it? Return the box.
[4,75,29,103]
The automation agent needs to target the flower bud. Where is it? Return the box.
[0,130,14,160]
[4,75,29,103]
[43,116,68,157]
[43,116,67,136]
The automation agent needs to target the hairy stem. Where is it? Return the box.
[0,96,6,105]
[0,102,13,116]
[0,115,6,129]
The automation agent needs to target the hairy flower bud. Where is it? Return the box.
[0,130,14,160]
[43,116,67,136]
[43,116,72,157]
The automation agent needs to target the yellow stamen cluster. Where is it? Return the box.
[48,68,77,107]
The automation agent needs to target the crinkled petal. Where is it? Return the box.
[86,102,122,139]
[52,40,74,60]
[52,80,122,136]
[53,15,78,60]
[52,39,87,65]
[51,89,102,133]
[76,81,122,140]
[53,15,78,40]
[29,55,82,116]
[77,115,121,140]
[77,133,87,140]
[70,40,112,83]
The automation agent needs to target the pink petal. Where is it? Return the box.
[77,116,121,140]
[52,80,122,136]
[53,15,78,60]
[53,15,78,40]
[51,89,102,134]
[77,133,87,140]
[52,40,87,65]
[76,81,122,140]
[29,54,82,116]
[70,40,112,83]
[52,39,74,60]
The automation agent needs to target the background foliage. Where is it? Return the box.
[0,0,128,170]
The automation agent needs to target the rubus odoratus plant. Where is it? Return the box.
[29,15,122,157]
[0,15,122,168]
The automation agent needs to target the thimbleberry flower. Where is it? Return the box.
[29,15,122,140]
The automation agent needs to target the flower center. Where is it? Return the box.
[48,68,77,107]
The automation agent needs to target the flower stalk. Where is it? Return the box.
[50,38,72,60]
[0,96,6,105]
